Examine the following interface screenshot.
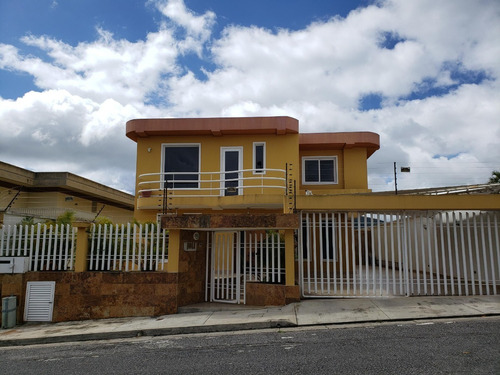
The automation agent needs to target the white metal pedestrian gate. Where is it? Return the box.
[207,232,242,303]
[299,211,500,298]
[205,231,286,304]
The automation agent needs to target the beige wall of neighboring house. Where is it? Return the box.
[0,161,134,225]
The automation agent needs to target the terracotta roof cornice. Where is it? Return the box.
[299,132,380,157]
[126,116,299,141]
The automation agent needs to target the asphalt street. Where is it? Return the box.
[1,317,499,375]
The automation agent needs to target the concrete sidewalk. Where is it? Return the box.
[1,296,499,347]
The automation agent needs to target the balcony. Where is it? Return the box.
[137,168,289,210]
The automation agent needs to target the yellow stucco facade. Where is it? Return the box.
[124,116,381,305]
[127,116,380,222]
[133,132,300,221]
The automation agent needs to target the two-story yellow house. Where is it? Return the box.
[126,116,380,306]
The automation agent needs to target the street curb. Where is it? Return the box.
[295,313,500,329]
[1,313,499,347]
[0,319,297,347]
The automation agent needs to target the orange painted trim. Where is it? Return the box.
[299,132,380,157]
[126,116,299,141]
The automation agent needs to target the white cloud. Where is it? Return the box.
[9,28,180,105]
[0,90,153,193]
[153,0,215,39]
[152,0,215,56]
[0,0,499,193]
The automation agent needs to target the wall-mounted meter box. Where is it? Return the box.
[0,257,30,273]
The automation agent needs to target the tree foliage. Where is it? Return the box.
[19,216,35,226]
[489,170,500,184]
[94,216,113,226]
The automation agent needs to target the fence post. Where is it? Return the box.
[285,229,295,286]
[74,222,91,272]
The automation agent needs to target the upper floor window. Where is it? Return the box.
[302,156,337,184]
[163,144,200,189]
[253,142,266,174]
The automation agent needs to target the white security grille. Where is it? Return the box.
[24,281,55,322]
[88,223,168,271]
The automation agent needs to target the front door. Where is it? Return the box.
[221,147,242,196]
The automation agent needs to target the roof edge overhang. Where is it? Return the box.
[299,132,380,158]
[0,161,134,210]
[126,116,299,141]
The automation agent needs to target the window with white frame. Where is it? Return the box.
[162,144,200,189]
[302,156,337,184]
[253,142,266,174]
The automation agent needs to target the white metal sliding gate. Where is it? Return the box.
[299,211,500,297]
[205,231,285,304]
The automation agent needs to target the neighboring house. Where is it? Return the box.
[0,161,134,225]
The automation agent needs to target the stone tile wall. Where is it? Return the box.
[1,272,178,323]
[246,282,300,306]
[177,230,208,307]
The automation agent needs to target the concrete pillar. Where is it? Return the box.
[285,229,295,286]
[166,229,181,273]
[73,222,91,272]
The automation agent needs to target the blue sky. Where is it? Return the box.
[0,0,369,98]
[0,0,499,193]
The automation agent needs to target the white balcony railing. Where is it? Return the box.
[137,168,287,198]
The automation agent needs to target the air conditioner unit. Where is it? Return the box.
[0,257,30,273]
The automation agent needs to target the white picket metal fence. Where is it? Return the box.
[0,224,76,271]
[88,223,169,271]
[299,211,500,297]
[206,230,284,304]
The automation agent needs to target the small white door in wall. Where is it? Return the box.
[24,281,55,322]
